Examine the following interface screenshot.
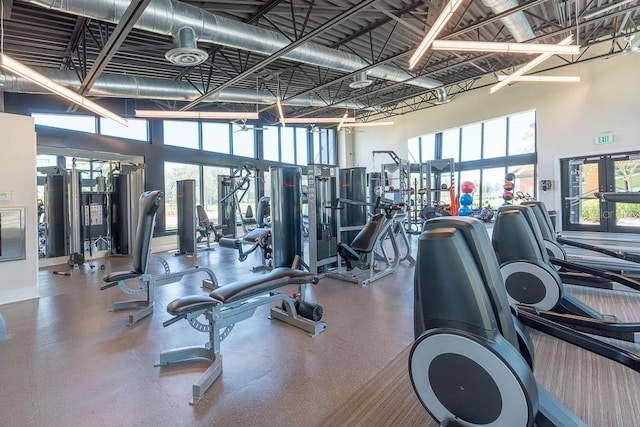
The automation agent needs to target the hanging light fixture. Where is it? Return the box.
[135,110,259,120]
[432,40,580,55]
[0,53,128,126]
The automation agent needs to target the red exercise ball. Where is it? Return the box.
[460,181,475,194]
[503,191,514,201]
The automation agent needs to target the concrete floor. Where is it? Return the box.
[0,244,416,426]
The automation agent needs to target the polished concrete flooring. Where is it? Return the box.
[1,235,640,426]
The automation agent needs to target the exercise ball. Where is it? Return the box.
[459,193,473,206]
[459,205,473,216]
[461,181,475,193]
[503,191,513,201]
[503,182,514,191]
[440,183,448,190]
[505,172,516,181]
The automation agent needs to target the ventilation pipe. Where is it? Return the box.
[26,0,446,94]
[480,0,535,42]
[0,68,372,110]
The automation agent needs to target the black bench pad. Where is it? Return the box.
[103,270,142,283]
[209,267,314,304]
[167,295,218,317]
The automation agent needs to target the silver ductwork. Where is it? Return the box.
[26,0,445,93]
[165,27,208,66]
[0,68,371,110]
[481,0,535,42]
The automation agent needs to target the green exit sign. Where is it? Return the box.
[595,134,614,145]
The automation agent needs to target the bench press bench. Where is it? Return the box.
[158,258,325,405]
[101,190,218,326]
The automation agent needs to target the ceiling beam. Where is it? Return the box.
[77,0,152,95]
[180,0,378,111]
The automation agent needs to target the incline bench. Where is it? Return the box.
[158,256,325,405]
[101,190,218,326]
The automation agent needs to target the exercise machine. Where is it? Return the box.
[493,204,640,343]
[328,197,415,287]
[101,190,217,326]
[339,167,368,248]
[39,166,69,258]
[410,216,640,425]
[157,254,325,405]
[523,200,640,276]
[307,164,339,275]
[420,158,457,220]
[218,162,257,238]
[218,227,272,272]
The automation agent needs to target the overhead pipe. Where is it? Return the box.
[480,0,535,42]
[0,68,371,110]
[25,0,446,93]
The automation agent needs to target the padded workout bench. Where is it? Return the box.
[101,191,218,326]
[158,260,325,405]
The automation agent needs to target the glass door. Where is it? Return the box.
[561,152,640,233]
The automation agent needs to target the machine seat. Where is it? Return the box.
[103,270,142,283]
[348,213,385,253]
[243,227,270,242]
[167,294,218,317]
[167,267,316,315]
[337,243,361,261]
[209,267,314,304]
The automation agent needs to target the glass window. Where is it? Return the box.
[328,130,336,164]
[312,129,322,163]
[408,137,420,164]
[32,113,96,133]
[203,165,231,225]
[295,128,308,166]
[233,126,255,158]
[100,118,148,141]
[263,126,280,162]
[281,127,295,164]
[263,170,271,197]
[460,123,482,162]
[441,128,460,163]
[202,123,231,154]
[421,133,436,162]
[481,167,507,209]
[509,164,536,200]
[459,170,480,209]
[164,162,200,230]
[164,120,199,149]
[508,111,536,155]
[483,117,507,159]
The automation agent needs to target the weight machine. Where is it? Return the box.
[307,164,339,275]
[218,162,257,239]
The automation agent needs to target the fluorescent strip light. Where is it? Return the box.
[285,117,357,124]
[497,75,581,82]
[276,97,286,128]
[135,110,259,120]
[582,0,635,20]
[0,53,128,126]
[432,40,580,55]
[343,121,395,127]
[490,35,574,94]
[336,111,349,132]
[409,0,464,70]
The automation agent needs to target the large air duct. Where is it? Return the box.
[0,68,371,110]
[26,0,445,93]
[480,0,535,42]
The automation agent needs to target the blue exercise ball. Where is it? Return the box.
[459,206,473,216]
[459,193,473,206]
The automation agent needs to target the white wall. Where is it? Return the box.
[352,51,640,211]
[0,112,39,305]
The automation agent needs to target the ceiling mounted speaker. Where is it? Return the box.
[166,27,209,66]
[349,72,373,89]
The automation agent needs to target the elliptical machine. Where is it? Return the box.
[409,216,640,426]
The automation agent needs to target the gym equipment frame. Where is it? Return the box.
[157,256,325,405]
[101,191,217,326]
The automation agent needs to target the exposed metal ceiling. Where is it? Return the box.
[1,0,639,122]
